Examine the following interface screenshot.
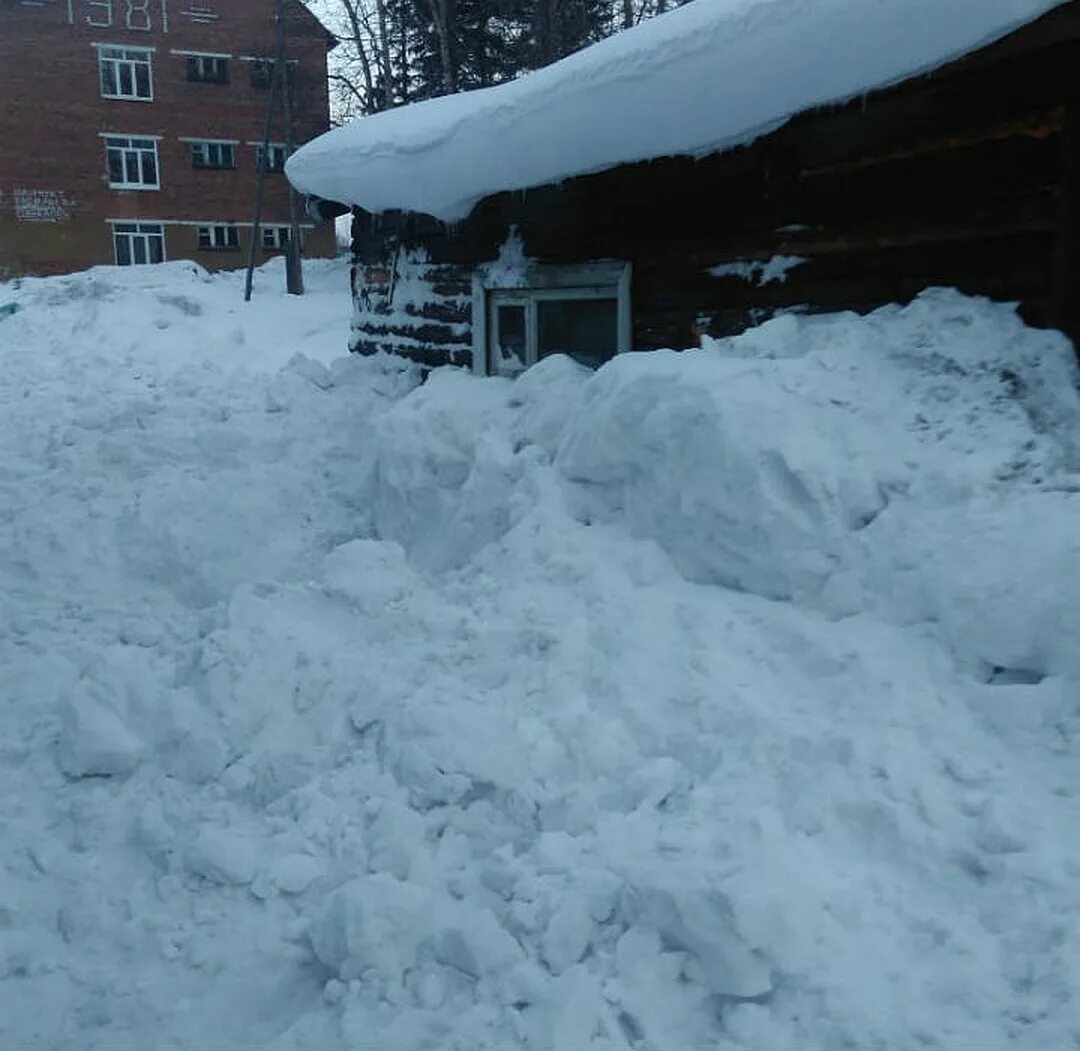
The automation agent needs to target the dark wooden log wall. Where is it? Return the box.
[351,1,1080,366]
[348,252,473,367]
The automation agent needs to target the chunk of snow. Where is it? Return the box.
[287,0,1066,220]
[269,854,325,895]
[184,828,258,886]
[309,875,522,983]
[541,897,593,975]
[56,684,144,779]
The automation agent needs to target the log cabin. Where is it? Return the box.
[287,0,1080,375]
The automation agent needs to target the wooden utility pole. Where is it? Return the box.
[245,0,304,301]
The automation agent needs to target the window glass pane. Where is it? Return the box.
[148,235,164,264]
[125,152,139,183]
[108,149,124,183]
[537,298,618,369]
[144,152,157,185]
[101,62,117,95]
[118,64,134,95]
[492,304,527,376]
[135,63,150,98]
[132,238,147,265]
[115,234,131,266]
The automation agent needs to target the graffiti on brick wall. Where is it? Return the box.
[181,3,218,24]
[13,189,74,223]
[12,0,224,32]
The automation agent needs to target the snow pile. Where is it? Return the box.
[2,263,1079,1049]
[363,290,1080,678]
[287,0,1066,219]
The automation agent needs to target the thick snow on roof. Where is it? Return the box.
[287,0,1067,221]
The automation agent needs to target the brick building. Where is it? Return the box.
[0,0,337,277]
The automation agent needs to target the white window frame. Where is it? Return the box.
[197,224,239,250]
[253,142,289,173]
[184,139,237,170]
[111,221,166,266]
[103,135,160,190]
[98,45,154,101]
[261,225,295,250]
[471,261,632,377]
[184,53,230,83]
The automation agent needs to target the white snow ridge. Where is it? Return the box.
[1,259,1079,1050]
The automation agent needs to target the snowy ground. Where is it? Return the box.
[1,260,1079,1049]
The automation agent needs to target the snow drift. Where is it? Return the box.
[1,261,1079,1049]
[360,290,1080,679]
[287,0,1068,220]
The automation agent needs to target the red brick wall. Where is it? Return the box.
[0,0,336,276]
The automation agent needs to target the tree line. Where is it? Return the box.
[317,0,694,122]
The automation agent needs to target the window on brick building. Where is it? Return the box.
[188,141,236,170]
[249,58,275,87]
[197,225,240,251]
[249,58,295,89]
[99,46,154,101]
[113,223,166,266]
[255,143,290,173]
[262,225,300,251]
[104,137,160,190]
[186,55,230,84]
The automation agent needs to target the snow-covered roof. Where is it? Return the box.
[287,0,1068,223]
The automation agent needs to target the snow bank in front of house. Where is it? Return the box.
[361,289,1080,678]
[286,0,1067,220]
[3,262,1080,1050]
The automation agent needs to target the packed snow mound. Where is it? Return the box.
[2,263,1079,1050]
[287,0,1067,220]
[360,290,1080,679]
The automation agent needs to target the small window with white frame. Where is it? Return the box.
[104,136,160,189]
[473,261,632,377]
[99,46,154,101]
[197,224,239,250]
[248,57,295,88]
[113,222,165,266]
[255,142,289,173]
[261,225,297,250]
[186,54,229,83]
[249,57,275,87]
[188,141,236,170]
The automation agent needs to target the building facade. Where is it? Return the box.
[290,1,1079,372]
[0,0,337,278]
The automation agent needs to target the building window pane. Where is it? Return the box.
[99,47,153,101]
[105,137,159,190]
[114,223,165,266]
[187,55,229,83]
[492,303,527,376]
[537,298,618,369]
